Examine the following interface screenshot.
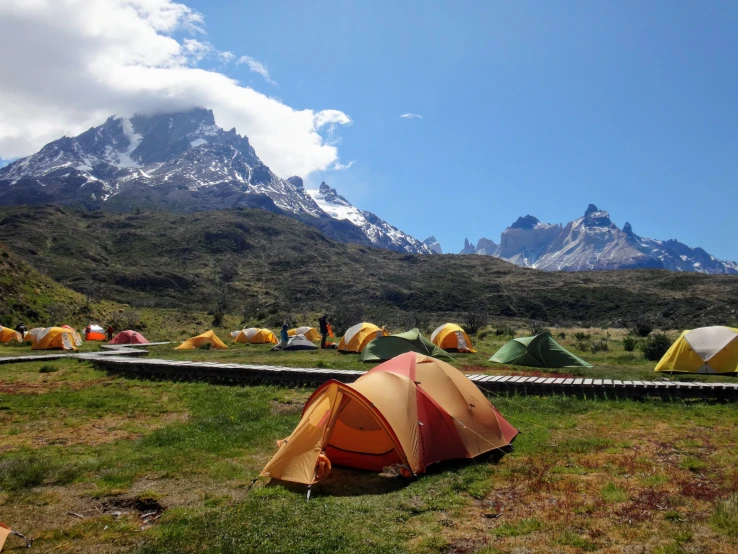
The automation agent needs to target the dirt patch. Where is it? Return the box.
[0,376,112,395]
[269,399,303,415]
[0,412,189,452]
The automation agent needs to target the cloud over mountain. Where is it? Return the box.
[0,0,350,178]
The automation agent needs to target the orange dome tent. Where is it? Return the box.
[287,327,321,341]
[231,328,278,344]
[29,327,81,350]
[337,322,387,353]
[0,326,22,343]
[84,324,106,341]
[175,330,227,350]
[110,330,149,345]
[260,352,518,485]
[431,323,476,353]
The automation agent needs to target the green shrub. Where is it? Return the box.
[495,326,516,338]
[39,364,59,373]
[199,342,212,350]
[476,326,492,340]
[574,331,591,341]
[557,332,566,339]
[529,323,549,336]
[575,340,590,352]
[590,338,609,353]
[622,335,638,352]
[643,332,671,361]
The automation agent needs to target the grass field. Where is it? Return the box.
[1,332,738,553]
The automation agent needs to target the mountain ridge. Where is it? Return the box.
[0,108,429,254]
[461,204,738,274]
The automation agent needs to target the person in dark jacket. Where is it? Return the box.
[15,323,27,337]
[106,325,114,341]
[318,314,331,349]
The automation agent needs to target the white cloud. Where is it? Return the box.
[399,113,423,119]
[0,0,350,178]
[237,55,277,85]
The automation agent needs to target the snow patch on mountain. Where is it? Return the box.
[463,204,738,274]
[307,183,433,254]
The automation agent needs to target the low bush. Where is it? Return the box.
[529,322,549,336]
[462,312,488,336]
[557,332,566,339]
[575,340,590,352]
[622,335,638,352]
[574,332,591,341]
[39,364,59,373]
[643,332,671,361]
[199,342,212,350]
[590,338,609,353]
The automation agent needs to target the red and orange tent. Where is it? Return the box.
[260,352,517,484]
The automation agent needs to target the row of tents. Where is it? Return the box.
[0,325,150,350]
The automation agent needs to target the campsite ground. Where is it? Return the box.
[1,331,738,553]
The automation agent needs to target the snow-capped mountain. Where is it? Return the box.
[0,108,429,253]
[462,204,738,274]
[307,183,433,254]
[422,236,443,254]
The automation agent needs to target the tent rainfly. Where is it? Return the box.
[260,352,518,484]
[110,330,150,345]
[489,331,592,368]
[29,327,82,351]
[360,328,452,362]
[337,322,388,353]
[0,326,22,344]
[231,328,278,344]
[655,326,738,374]
[288,327,321,341]
[85,324,107,341]
[176,330,228,350]
[281,335,318,351]
[431,323,476,353]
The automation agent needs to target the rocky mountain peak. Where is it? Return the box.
[510,215,541,230]
[422,236,443,254]
[475,237,497,255]
[460,238,476,254]
[286,176,304,189]
[623,221,636,238]
[582,204,613,227]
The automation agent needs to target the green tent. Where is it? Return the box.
[489,332,592,368]
[360,328,452,363]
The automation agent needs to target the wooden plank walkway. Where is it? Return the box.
[81,355,738,400]
[0,349,149,365]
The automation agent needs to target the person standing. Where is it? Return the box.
[280,323,289,349]
[15,322,27,337]
[106,325,114,341]
[318,314,331,349]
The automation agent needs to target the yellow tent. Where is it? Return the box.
[431,323,476,353]
[288,327,321,341]
[337,322,387,353]
[231,328,277,344]
[260,352,518,485]
[0,326,22,344]
[29,327,81,350]
[655,326,738,374]
[176,330,228,350]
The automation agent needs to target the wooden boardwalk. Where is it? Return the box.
[0,349,149,365]
[84,355,738,401]
[2,349,737,400]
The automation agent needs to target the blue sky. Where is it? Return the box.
[182,0,738,258]
[2,1,736,259]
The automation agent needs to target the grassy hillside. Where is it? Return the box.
[1,205,737,328]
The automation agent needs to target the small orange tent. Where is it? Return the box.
[231,328,278,344]
[176,330,227,350]
[0,326,22,343]
[260,352,518,484]
[85,324,107,341]
[287,327,321,341]
[431,323,476,353]
[29,327,81,350]
[337,322,387,353]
